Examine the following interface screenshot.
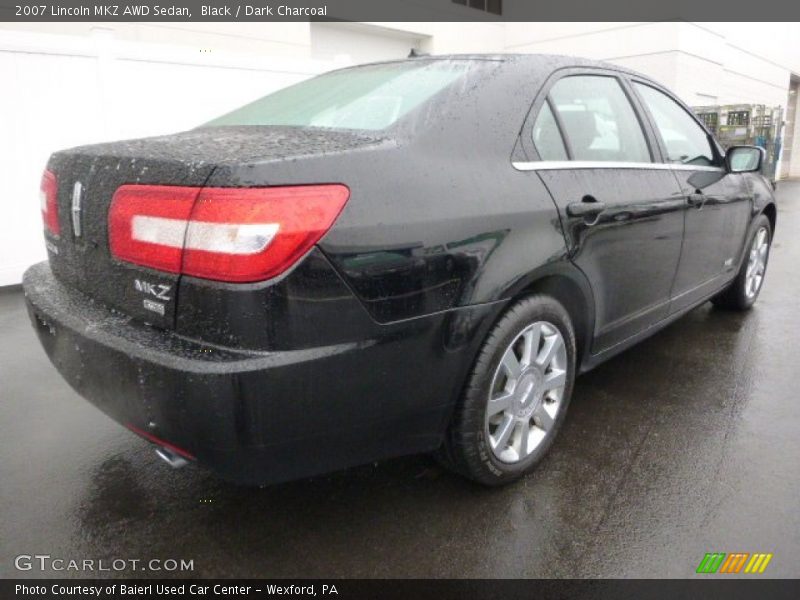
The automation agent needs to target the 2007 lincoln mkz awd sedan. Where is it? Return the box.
[24,54,776,485]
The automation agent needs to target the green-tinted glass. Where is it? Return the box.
[204,61,474,131]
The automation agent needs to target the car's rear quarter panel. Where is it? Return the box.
[201,57,573,329]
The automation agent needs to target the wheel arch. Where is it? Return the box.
[502,263,595,368]
[762,202,777,236]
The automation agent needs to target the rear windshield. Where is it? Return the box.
[204,60,475,131]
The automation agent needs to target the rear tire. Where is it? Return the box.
[439,294,576,486]
[711,215,772,311]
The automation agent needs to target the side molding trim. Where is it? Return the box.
[512,160,724,173]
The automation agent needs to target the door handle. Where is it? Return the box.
[687,193,706,208]
[567,200,606,217]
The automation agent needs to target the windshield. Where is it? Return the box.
[204,60,475,131]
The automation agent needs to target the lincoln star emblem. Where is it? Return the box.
[71,181,83,238]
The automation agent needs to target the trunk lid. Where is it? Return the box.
[45,126,381,329]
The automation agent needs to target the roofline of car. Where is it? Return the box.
[319,53,635,75]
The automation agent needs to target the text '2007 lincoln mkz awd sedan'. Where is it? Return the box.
[24,54,776,485]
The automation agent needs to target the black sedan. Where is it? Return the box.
[24,54,776,486]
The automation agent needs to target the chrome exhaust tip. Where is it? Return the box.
[155,446,190,469]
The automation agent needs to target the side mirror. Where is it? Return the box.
[725,145,766,174]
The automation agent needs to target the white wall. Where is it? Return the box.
[0,28,345,286]
[1,21,798,286]
[310,22,424,62]
[502,22,792,107]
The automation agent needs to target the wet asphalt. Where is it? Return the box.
[2,182,799,580]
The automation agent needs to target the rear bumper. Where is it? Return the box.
[23,262,500,484]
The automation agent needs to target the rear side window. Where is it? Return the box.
[204,60,475,131]
[633,83,717,166]
[532,102,568,160]
[548,75,651,163]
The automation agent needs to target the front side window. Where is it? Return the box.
[204,60,475,131]
[634,83,717,167]
[548,75,651,163]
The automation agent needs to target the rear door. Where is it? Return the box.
[519,70,686,353]
[630,81,753,312]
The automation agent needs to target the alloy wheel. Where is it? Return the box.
[745,226,769,299]
[485,321,568,463]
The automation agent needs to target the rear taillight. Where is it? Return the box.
[108,185,199,273]
[109,184,349,283]
[40,169,60,236]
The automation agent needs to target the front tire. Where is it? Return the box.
[712,215,772,311]
[439,294,576,486]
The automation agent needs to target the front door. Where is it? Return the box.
[525,73,686,352]
[631,82,753,311]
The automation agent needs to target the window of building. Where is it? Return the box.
[452,0,502,16]
[696,112,719,133]
[727,110,750,126]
